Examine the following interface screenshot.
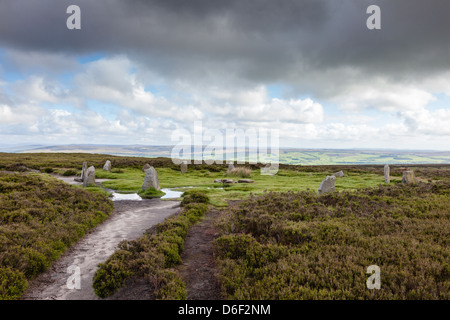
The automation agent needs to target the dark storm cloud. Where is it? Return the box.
[1,0,450,87]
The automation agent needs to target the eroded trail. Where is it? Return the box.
[22,199,180,300]
[178,209,224,300]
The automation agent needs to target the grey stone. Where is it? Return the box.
[180,161,188,173]
[227,163,235,173]
[384,164,390,183]
[80,161,87,181]
[83,166,96,187]
[221,179,234,184]
[333,170,345,178]
[142,163,151,172]
[318,175,336,195]
[103,160,112,172]
[402,170,416,185]
[142,166,160,190]
[214,179,223,183]
[238,179,254,183]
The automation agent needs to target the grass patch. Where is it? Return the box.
[138,188,166,199]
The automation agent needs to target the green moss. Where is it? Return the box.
[138,188,165,199]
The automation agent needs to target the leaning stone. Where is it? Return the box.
[142,163,151,172]
[80,161,87,181]
[180,161,188,173]
[103,160,112,172]
[384,164,390,183]
[333,170,345,178]
[318,175,336,195]
[142,166,160,191]
[83,166,96,187]
[238,179,254,183]
[402,170,416,185]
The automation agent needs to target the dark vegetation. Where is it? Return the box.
[214,182,450,299]
[0,172,114,299]
[138,187,166,199]
[92,190,210,299]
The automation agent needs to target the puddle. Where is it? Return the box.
[110,188,184,201]
[161,188,183,199]
[111,192,143,201]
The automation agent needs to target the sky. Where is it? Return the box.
[0,0,449,150]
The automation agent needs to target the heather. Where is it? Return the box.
[0,172,113,299]
[214,182,450,299]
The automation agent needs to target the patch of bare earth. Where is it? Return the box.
[178,208,224,300]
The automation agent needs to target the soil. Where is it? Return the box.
[22,199,180,300]
[177,209,224,300]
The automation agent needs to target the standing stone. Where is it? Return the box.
[318,175,336,195]
[333,170,345,178]
[180,161,188,173]
[142,163,151,172]
[80,161,87,181]
[384,164,390,184]
[402,170,416,185]
[142,166,160,190]
[227,163,235,173]
[103,160,112,172]
[83,166,96,187]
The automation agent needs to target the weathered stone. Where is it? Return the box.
[142,166,160,190]
[180,161,188,173]
[142,163,151,172]
[83,166,96,187]
[221,179,234,184]
[318,175,336,195]
[227,163,235,173]
[333,170,345,178]
[80,161,87,181]
[384,164,390,183]
[103,160,112,172]
[214,179,222,183]
[402,170,416,185]
[238,179,254,183]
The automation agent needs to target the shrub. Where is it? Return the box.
[226,167,252,178]
[62,169,77,176]
[0,268,28,300]
[181,190,209,206]
[43,167,54,173]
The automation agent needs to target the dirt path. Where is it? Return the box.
[22,199,180,300]
[178,209,224,300]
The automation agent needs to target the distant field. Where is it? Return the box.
[11,145,450,165]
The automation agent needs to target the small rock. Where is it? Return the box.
[384,164,390,184]
[103,160,112,172]
[318,175,336,195]
[83,166,96,187]
[181,161,188,173]
[142,166,160,190]
[333,170,345,178]
[238,179,254,183]
[402,170,416,185]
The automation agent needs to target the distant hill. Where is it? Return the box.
[10,144,450,165]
